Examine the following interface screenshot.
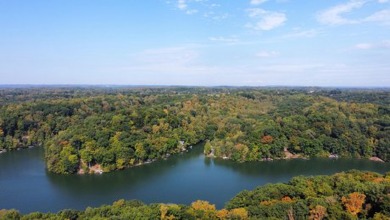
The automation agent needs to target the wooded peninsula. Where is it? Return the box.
[0,87,389,174]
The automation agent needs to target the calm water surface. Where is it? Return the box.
[0,145,389,213]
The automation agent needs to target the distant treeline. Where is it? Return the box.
[0,87,389,174]
[1,170,389,219]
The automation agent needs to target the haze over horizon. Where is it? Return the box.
[1,0,389,86]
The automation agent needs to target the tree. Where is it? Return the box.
[191,200,216,211]
[342,192,366,216]
[204,140,213,155]
[261,135,273,144]
[216,209,229,219]
[80,149,93,166]
[135,142,147,161]
[229,208,248,219]
[0,209,21,220]
[309,205,327,220]
[190,200,216,219]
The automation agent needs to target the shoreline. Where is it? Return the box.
[76,143,198,175]
[3,143,387,176]
[0,145,40,155]
[369,156,385,163]
[206,151,386,163]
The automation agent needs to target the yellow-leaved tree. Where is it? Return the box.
[342,192,366,216]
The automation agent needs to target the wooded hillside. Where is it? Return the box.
[0,87,388,174]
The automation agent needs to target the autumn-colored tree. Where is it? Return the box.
[216,209,229,219]
[190,200,217,219]
[261,135,273,144]
[260,199,277,206]
[112,199,125,207]
[135,142,147,161]
[309,205,327,220]
[191,200,216,211]
[342,192,366,216]
[281,196,293,203]
[0,209,21,219]
[116,158,126,170]
[160,204,168,220]
[373,213,390,220]
[229,208,248,220]
[152,124,160,134]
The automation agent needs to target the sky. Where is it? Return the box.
[0,0,389,87]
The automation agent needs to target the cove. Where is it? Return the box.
[0,144,389,214]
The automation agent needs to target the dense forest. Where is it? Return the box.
[1,170,389,219]
[0,87,389,174]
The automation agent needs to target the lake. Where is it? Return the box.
[0,144,389,213]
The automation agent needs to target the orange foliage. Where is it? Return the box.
[59,140,69,146]
[282,196,294,203]
[216,209,229,219]
[373,177,385,183]
[260,200,277,206]
[235,143,245,150]
[362,173,379,182]
[261,135,274,144]
[342,192,366,216]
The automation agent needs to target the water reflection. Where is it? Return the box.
[204,157,213,167]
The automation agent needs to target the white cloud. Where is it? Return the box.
[175,0,198,15]
[203,11,229,20]
[209,36,239,42]
[250,0,268,5]
[364,9,390,24]
[355,43,373,49]
[177,0,187,10]
[247,8,287,30]
[175,0,199,14]
[283,29,321,38]
[247,8,265,17]
[256,51,279,57]
[186,9,198,14]
[355,40,390,49]
[317,0,366,25]
[317,0,390,26]
[172,0,227,19]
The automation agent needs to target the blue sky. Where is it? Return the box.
[0,0,389,86]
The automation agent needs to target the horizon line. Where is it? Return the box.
[0,84,389,89]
